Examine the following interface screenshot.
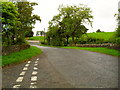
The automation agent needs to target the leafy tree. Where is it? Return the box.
[2,2,20,45]
[114,9,120,44]
[2,2,41,45]
[16,2,41,43]
[25,30,34,37]
[96,29,101,32]
[47,4,93,46]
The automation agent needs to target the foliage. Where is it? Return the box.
[16,2,41,43]
[2,46,42,67]
[61,46,120,56]
[2,2,20,45]
[96,29,101,32]
[114,9,120,44]
[2,2,41,46]
[25,30,34,37]
[46,4,93,46]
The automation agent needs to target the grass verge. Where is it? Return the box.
[40,44,120,56]
[2,46,42,67]
[61,46,120,57]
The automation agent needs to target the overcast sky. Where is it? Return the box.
[30,0,120,35]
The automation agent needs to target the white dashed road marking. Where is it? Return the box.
[25,64,30,67]
[30,84,37,88]
[33,67,38,70]
[35,61,38,64]
[27,61,31,64]
[13,85,21,88]
[13,59,39,88]
[31,76,37,81]
[16,77,23,82]
[23,67,28,71]
[36,58,39,60]
[30,82,37,88]
[31,82,37,85]
[34,64,38,66]
[20,71,26,76]
[32,71,38,75]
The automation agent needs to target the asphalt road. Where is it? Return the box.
[2,45,118,88]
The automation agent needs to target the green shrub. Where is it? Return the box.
[115,37,120,44]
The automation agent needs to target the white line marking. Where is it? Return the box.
[34,64,38,66]
[31,76,37,81]
[20,71,26,76]
[13,85,20,88]
[27,61,31,64]
[23,67,28,70]
[35,61,38,64]
[30,82,37,88]
[33,67,38,70]
[32,71,38,75]
[36,58,39,60]
[31,82,37,85]
[30,84,37,88]
[25,64,30,67]
[16,77,23,82]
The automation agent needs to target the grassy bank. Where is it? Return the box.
[61,46,120,57]
[2,46,42,67]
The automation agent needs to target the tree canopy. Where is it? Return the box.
[46,4,93,46]
[2,1,41,45]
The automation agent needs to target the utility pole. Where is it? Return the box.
[44,28,45,44]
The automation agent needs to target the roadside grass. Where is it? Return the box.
[61,46,120,57]
[2,46,42,67]
[28,36,44,42]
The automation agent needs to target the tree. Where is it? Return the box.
[25,30,34,37]
[96,29,101,32]
[114,9,120,44]
[47,4,93,46]
[16,2,41,43]
[2,2,41,45]
[2,2,20,45]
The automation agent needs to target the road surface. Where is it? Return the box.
[2,45,118,88]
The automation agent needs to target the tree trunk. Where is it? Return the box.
[66,37,69,45]
[72,31,75,45]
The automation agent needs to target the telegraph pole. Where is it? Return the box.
[44,28,45,44]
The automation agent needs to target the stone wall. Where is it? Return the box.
[70,44,120,51]
[2,44,30,56]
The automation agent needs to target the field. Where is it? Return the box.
[81,32,115,41]
[28,36,44,42]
